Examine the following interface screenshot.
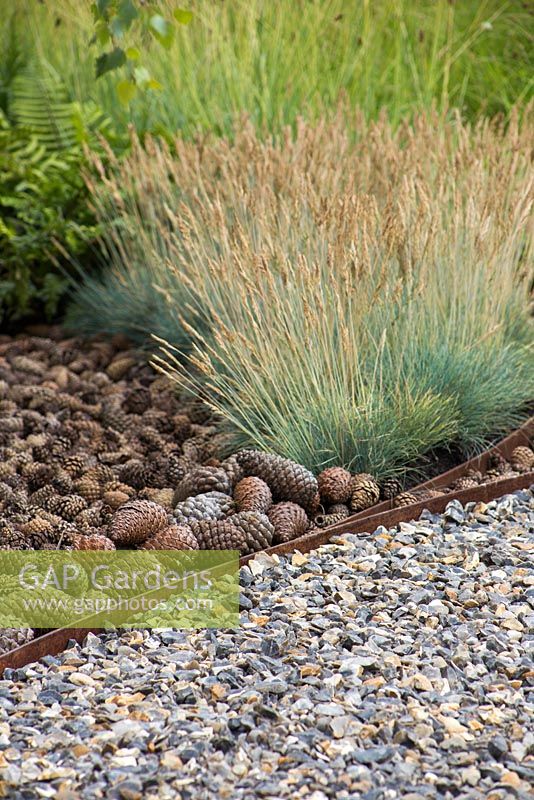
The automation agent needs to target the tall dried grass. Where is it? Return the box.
[69,111,534,475]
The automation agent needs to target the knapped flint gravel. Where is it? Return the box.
[0,488,533,799]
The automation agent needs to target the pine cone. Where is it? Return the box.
[24,463,54,492]
[466,469,483,483]
[510,446,534,473]
[109,500,169,546]
[190,519,248,552]
[171,414,192,444]
[393,489,443,508]
[314,512,350,528]
[101,402,130,433]
[123,386,151,415]
[234,477,272,514]
[166,454,196,485]
[317,467,353,504]
[50,469,74,495]
[380,477,403,501]
[228,511,275,554]
[267,502,309,544]
[0,525,29,550]
[451,476,479,491]
[20,517,54,549]
[141,524,199,551]
[52,494,88,521]
[102,490,130,510]
[84,464,115,484]
[106,356,137,381]
[119,459,155,490]
[73,533,116,551]
[73,476,102,503]
[0,627,34,656]
[137,487,174,509]
[488,451,509,474]
[173,466,232,503]
[326,503,351,517]
[174,492,234,524]
[29,485,57,509]
[235,450,318,513]
[60,454,90,478]
[349,474,380,512]
[103,480,136,498]
[220,454,245,487]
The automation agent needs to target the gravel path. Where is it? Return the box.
[0,489,533,799]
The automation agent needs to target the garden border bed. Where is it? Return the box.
[1,417,532,677]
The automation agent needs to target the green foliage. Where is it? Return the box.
[0,17,119,325]
[22,0,534,138]
[90,0,191,105]
[0,111,100,324]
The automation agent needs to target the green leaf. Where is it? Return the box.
[96,0,113,18]
[95,47,126,78]
[133,66,151,88]
[149,14,174,49]
[117,0,138,28]
[125,46,141,60]
[117,78,137,105]
[173,8,193,25]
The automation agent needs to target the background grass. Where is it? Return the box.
[15,0,534,137]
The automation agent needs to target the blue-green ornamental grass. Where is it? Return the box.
[0,551,240,630]
[69,113,534,478]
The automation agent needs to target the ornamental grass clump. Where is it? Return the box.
[72,112,534,477]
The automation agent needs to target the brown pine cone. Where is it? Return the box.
[487,451,509,474]
[73,477,102,503]
[103,480,136,498]
[109,500,169,546]
[220,455,245,488]
[84,463,115,484]
[72,533,116,551]
[451,476,479,491]
[317,467,353,504]
[326,503,351,517]
[267,502,309,544]
[314,512,350,528]
[60,454,90,478]
[379,477,403,501]
[119,459,155,490]
[173,466,232,503]
[52,494,88,521]
[141,524,199,551]
[510,445,534,473]
[137,487,174,509]
[166,454,196,485]
[349,474,380,512]
[189,519,248,552]
[171,414,192,444]
[234,477,272,514]
[102,490,130,510]
[235,450,318,513]
[20,517,54,549]
[123,386,151,415]
[228,511,275,554]
[393,489,443,508]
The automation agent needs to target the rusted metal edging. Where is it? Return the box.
[1,467,533,676]
[344,415,534,523]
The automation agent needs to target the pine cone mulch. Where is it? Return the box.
[73,532,116,551]
[228,511,275,554]
[173,466,232,503]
